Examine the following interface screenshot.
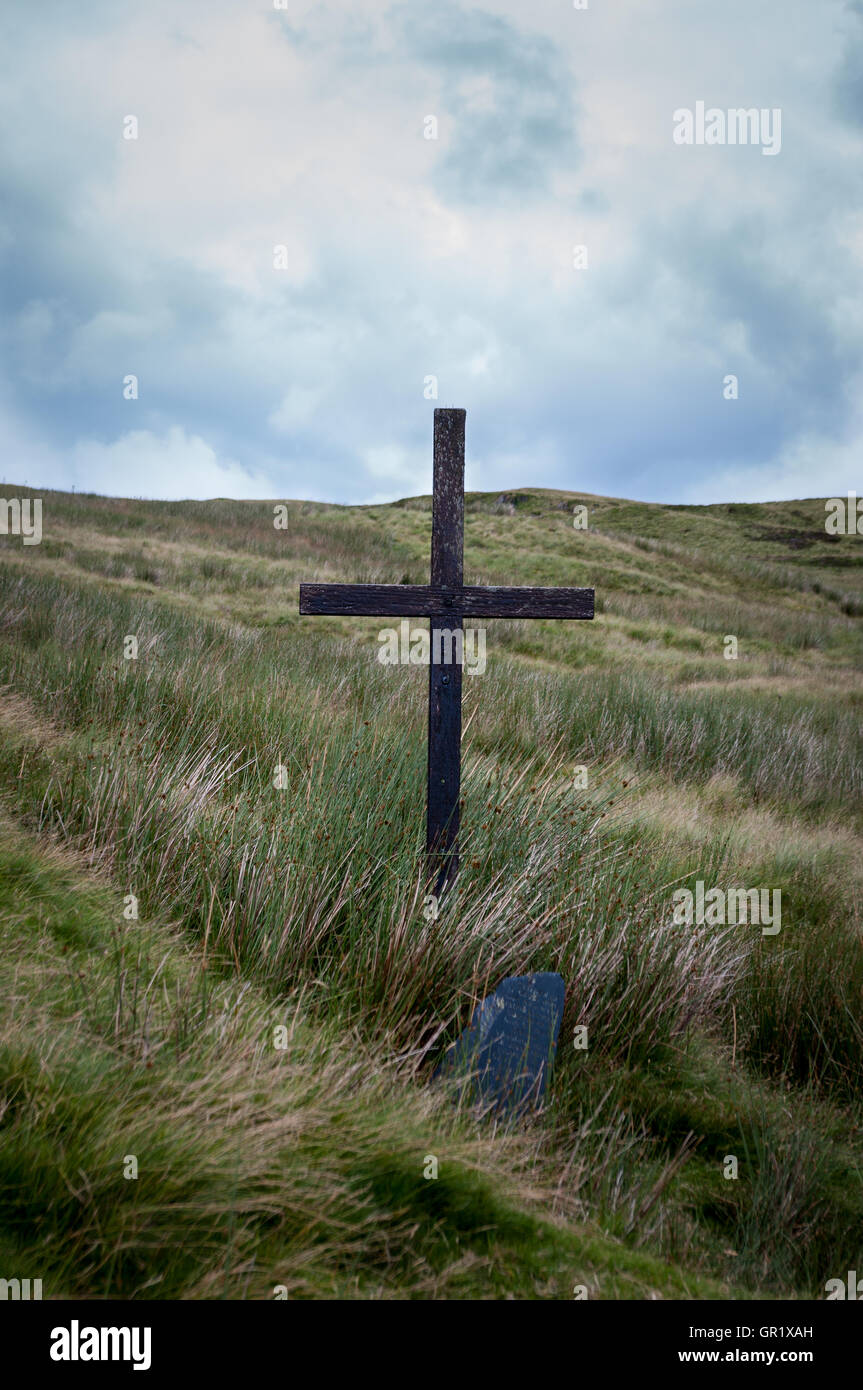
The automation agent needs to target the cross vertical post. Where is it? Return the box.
[298,407,595,902]
[427,408,465,898]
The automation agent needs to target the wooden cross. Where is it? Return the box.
[299,409,595,896]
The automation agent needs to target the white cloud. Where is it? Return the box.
[268,386,324,433]
[683,429,863,504]
[362,444,430,495]
[69,428,277,500]
[0,0,860,503]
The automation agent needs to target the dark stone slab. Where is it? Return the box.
[435,972,565,1115]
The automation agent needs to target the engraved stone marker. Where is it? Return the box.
[436,972,565,1115]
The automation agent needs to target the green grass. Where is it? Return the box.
[0,482,860,1299]
[0,822,747,1300]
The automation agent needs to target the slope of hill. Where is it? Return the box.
[0,484,860,1299]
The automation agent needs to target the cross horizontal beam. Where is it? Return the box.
[300,582,594,620]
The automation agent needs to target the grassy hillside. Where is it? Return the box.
[0,482,860,1299]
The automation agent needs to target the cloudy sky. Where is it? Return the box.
[2,0,862,504]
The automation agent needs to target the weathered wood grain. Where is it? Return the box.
[427,410,465,893]
[299,582,594,619]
